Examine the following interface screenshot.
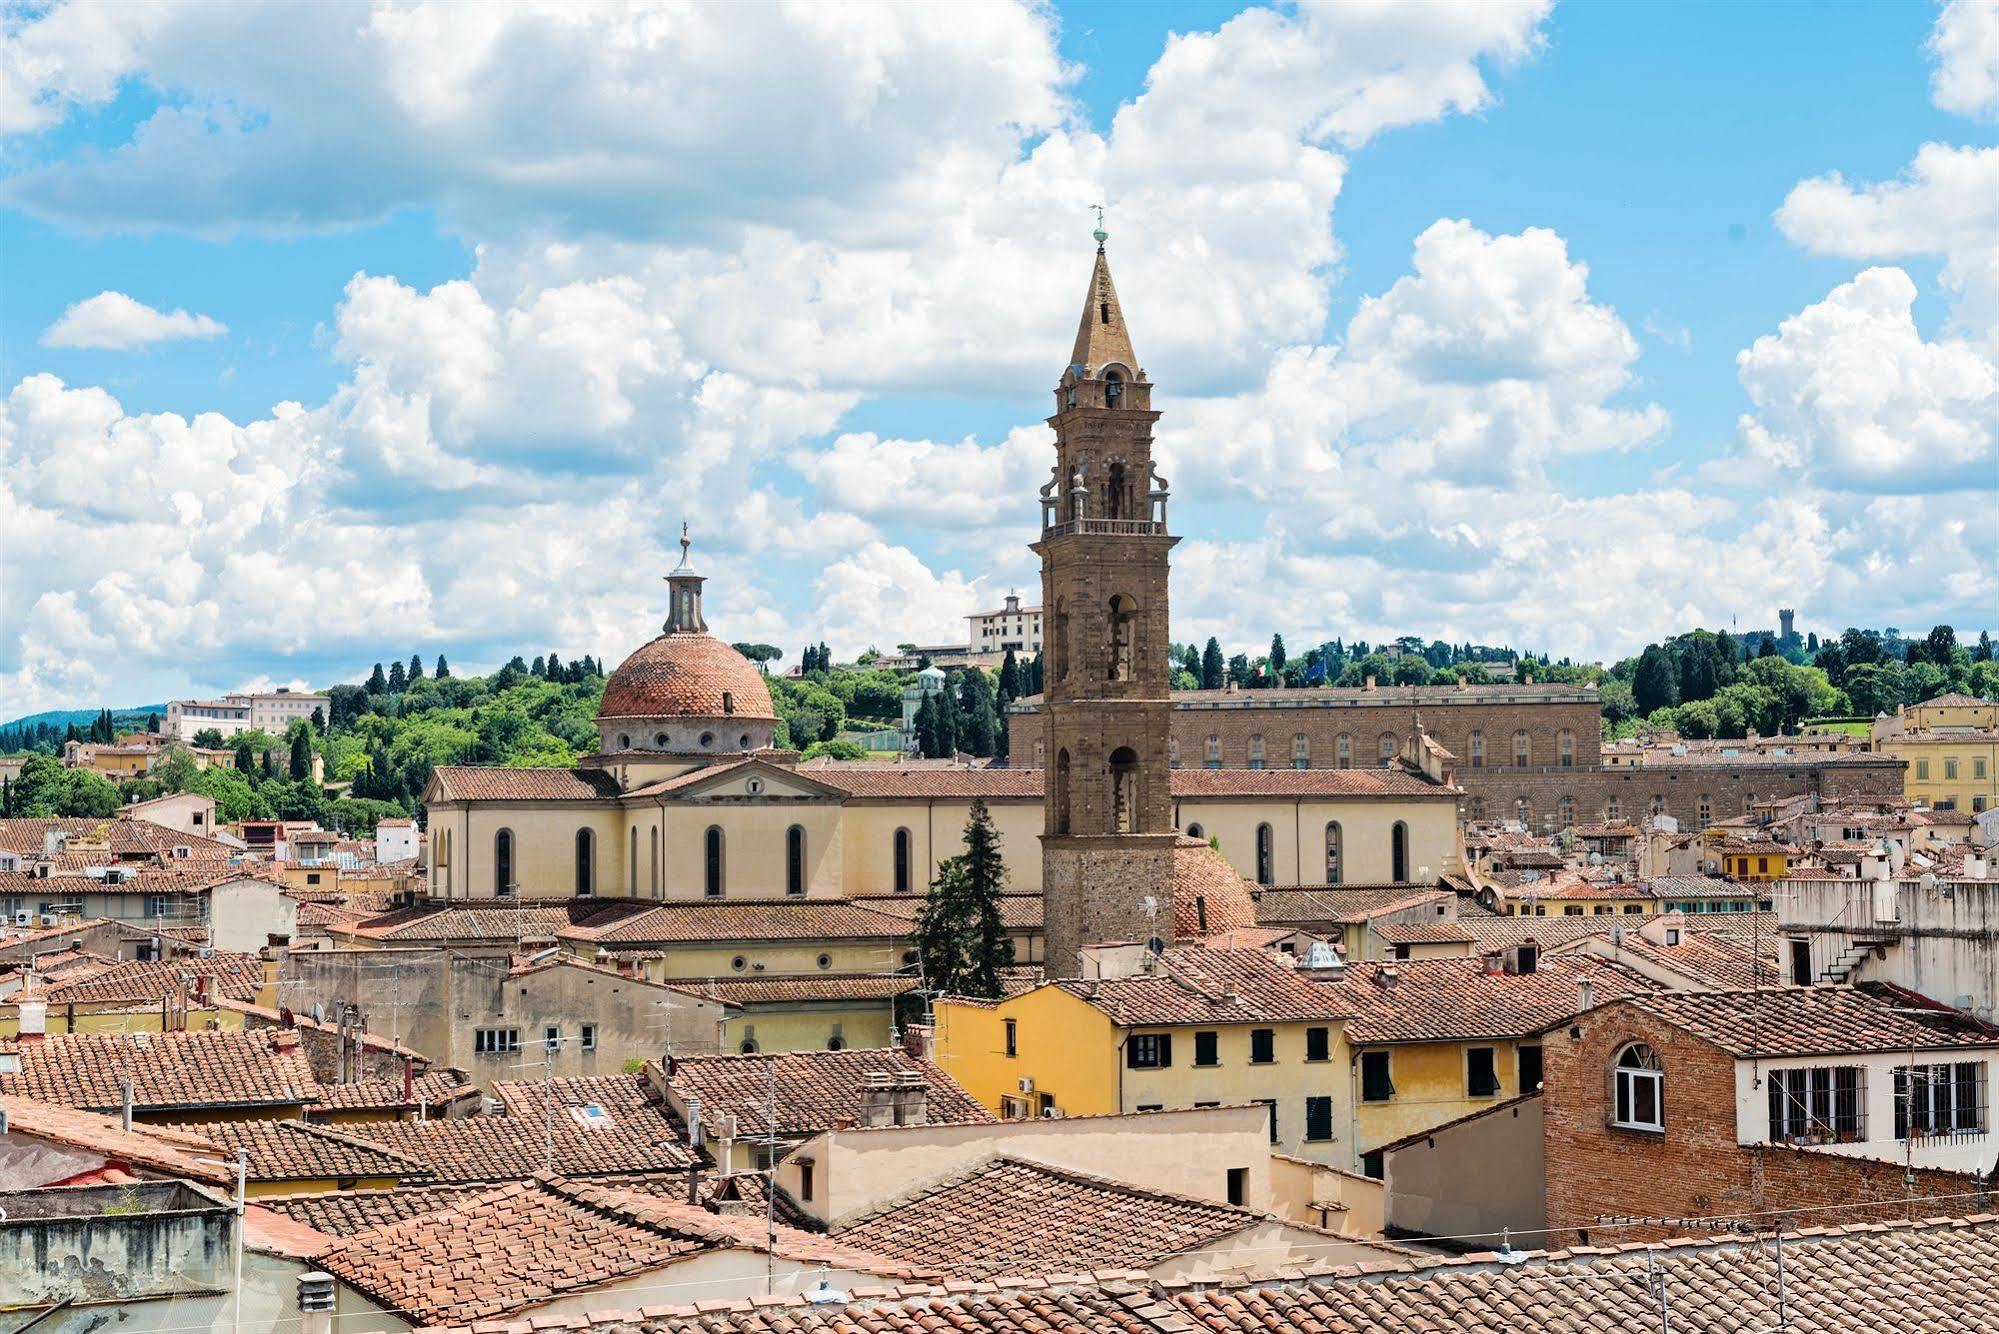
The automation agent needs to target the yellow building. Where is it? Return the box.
[1324,950,1659,1173]
[934,944,1358,1165]
[1717,840,1793,882]
[1873,693,1997,813]
[1482,873,1658,918]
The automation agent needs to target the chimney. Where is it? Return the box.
[859,1071,895,1128]
[402,1054,415,1104]
[17,1000,46,1042]
[1577,977,1596,1011]
[297,1271,336,1334]
[890,1070,929,1126]
[1363,674,1377,692]
[1482,951,1504,976]
[1374,965,1400,995]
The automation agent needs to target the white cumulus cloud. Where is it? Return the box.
[41,290,228,350]
[1929,0,1999,120]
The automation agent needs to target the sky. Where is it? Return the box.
[1,0,1995,713]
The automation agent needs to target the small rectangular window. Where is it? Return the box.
[1250,1029,1276,1065]
[1226,1167,1248,1206]
[1468,1047,1500,1097]
[799,1161,815,1202]
[1305,1027,1330,1062]
[580,1024,597,1052]
[1193,1031,1219,1067]
[544,1025,561,1050]
[1004,1019,1018,1058]
[1126,1033,1173,1069]
[474,1028,520,1056]
[1518,1044,1544,1092]
[1305,1095,1334,1141]
[1360,1050,1394,1102]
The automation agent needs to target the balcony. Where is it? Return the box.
[1041,518,1167,539]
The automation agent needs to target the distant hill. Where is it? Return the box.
[0,705,167,733]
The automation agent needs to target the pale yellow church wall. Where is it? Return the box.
[718,1001,897,1055]
[428,802,626,900]
[631,939,910,982]
[430,789,1458,901]
[839,800,1045,894]
[1172,797,1458,885]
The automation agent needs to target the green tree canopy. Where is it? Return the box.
[913,799,1016,999]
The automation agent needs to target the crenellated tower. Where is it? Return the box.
[1035,231,1182,975]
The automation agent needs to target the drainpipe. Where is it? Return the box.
[1348,1050,1362,1174]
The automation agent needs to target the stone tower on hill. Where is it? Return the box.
[1034,236,1252,976]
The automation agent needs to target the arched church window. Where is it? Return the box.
[1105,370,1123,406]
[1109,747,1139,833]
[1254,823,1274,885]
[786,825,806,897]
[704,826,724,898]
[1106,460,1126,520]
[494,829,514,899]
[1391,821,1410,881]
[893,827,913,893]
[1325,822,1343,884]
[574,828,594,898]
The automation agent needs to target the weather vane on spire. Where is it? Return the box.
[1091,203,1107,248]
[672,520,693,574]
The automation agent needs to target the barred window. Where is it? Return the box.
[1769,1066,1865,1143]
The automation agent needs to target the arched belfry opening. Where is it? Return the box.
[1108,747,1139,833]
[1107,595,1136,682]
[1053,748,1073,835]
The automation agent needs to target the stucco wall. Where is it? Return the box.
[1383,1094,1544,1242]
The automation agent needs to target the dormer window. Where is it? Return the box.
[722,691,734,715]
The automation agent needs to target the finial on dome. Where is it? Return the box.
[674,521,693,572]
[1091,203,1107,249]
[664,522,707,633]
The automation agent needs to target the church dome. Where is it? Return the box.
[599,633,775,722]
[595,528,778,755]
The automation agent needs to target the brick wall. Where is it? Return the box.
[1008,699,1903,831]
[1542,1002,1980,1246]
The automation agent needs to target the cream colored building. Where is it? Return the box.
[1874,693,1998,813]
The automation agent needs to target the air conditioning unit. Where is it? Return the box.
[12,911,30,926]
[1017,1077,1034,1094]
[38,914,57,928]
[1040,1107,1065,1119]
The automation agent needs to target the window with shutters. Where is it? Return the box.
[1193,1031,1219,1067]
[1305,1096,1334,1142]
[1468,1046,1501,1097]
[1250,1028,1276,1064]
[1127,1033,1173,1069]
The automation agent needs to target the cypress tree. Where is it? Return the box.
[998,650,1020,705]
[914,694,939,758]
[818,641,831,672]
[545,652,563,681]
[408,654,424,682]
[1269,634,1287,680]
[234,739,256,774]
[913,800,1015,999]
[387,660,406,692]
[147,713,161,734]
[366,663,388,694]
[530,656,545,678]
[310,707,325,732]
[260,750,277,780]
[1201,637,1225,690]
[435,655,451,679]
[289,728,312,781]
[936,681,962,757]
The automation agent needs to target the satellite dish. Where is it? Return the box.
[1146,935,1166,956]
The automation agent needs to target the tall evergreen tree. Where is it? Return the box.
[435,655,451,678]
[1268,634,1287,681]
[408,653,424,682]
[913,800,1016,998]
[310,707,325,732]
[1632,644,1680,715]
[1201,637,1225,690]
[387,660,407,692]
[366,663,388,694]
[234,738,256,774]
[530,656,546,678]
[260,750,277,781]
[1977,632,1994,663]
[935,681,962,756]
[817,641,831,672]
[913,694,939,758]
[147,713,161,734]
[545,651,563,680]
[997,650,1020,705]
[289,727,312,781]
[957,670,998,756]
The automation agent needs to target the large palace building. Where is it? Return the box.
[1007,682,1900,832]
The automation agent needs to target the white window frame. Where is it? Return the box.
[1612,1043,1663,1131]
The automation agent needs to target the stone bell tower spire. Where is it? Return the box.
[1034,224,1183,977]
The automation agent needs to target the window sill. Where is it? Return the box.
[1361,1096,1395,1104]
[1249,1059,1277,1067]
[1608,1120,1664,1135]
[1193,1061,1220,1069]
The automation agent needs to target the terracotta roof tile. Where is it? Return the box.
[165,1118,431,1183]
[1614,984,1999,1057]
[1332,955,1659,1044]
[663,1048,991,1141]
[428,766,624,802]
[561,899,914,946]
[0,1029,321,1112]
[0,1092,228,1185]
[600,633,777,721]
[1054,947,1351,1027]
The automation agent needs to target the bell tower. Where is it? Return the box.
[1035,227,1181,976]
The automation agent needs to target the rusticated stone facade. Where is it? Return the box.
[1010,687,1903,832]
